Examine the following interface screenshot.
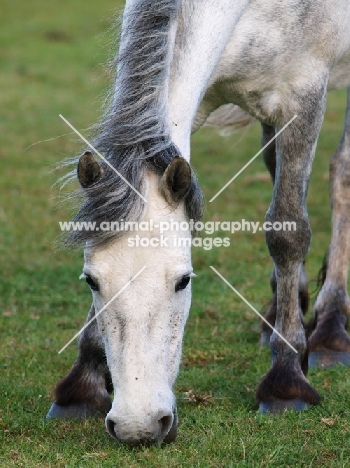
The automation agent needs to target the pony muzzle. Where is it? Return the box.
[105,407,176,446]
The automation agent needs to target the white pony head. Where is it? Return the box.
[76,151,203,445]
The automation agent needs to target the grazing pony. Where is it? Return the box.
[47,0,350,446]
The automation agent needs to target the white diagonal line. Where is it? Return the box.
[209,115,298,202]
[58,266,147,354]
[59,114,148,203]
[209,266,298,354]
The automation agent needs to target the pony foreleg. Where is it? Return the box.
[260,124,309,346]
[256,79,329,413]
[261,266,309,346]
[309,88,350,367]
[47,304,112,419]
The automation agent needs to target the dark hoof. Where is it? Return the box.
[308,351,350,368]
[259,398,310,414]
[260,331,272,347]
[46,402,105,420]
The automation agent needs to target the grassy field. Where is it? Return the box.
[1,1,350,466]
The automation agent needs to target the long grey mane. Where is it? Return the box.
[61,0,204,247]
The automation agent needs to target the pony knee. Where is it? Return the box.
[265,212,311,267]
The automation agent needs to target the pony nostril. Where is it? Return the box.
[158,413,173,439]
[106,418,118,440]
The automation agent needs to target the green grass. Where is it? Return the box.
[1,1,350,466]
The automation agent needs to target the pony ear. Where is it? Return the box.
[160,156,192,204]
[77,151,102,188]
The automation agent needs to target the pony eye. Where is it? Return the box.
[85,275,99,292]
[175,275,191,292]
